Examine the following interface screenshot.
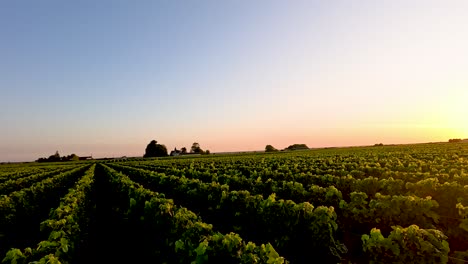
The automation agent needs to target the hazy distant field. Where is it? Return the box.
[1,142,468,263]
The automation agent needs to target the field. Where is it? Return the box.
[1,143,468,263]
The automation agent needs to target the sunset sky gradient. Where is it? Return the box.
[1,1,467,161]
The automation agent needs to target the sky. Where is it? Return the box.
[1,0,468,161]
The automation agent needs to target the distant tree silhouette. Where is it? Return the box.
[284,144,309,151]
[449,138,462,143]
[181,147,187,154]
[191,142,204,154]
[67,154,80,161]
[37,151,80,162]
[144,140,168,157]
[265,145,278,152]
[48,151,61,162]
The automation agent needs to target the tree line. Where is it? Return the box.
[448,138,465,143]
[144,140,210,158]
[265,144,309,152]
[36,151,82,162]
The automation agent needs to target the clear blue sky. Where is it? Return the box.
[1,1,468,161]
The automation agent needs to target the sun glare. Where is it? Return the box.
[445,92,468,138]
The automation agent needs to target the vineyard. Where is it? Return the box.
[1,142,468,263]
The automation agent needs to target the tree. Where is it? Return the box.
[284,144,309,151]
[61,154,79,161]
[68,154,80,161]
[48,151,61,162]
[37,152,80,162]
[181,147,187,154]
[191,142,204,154]
[204,149,210,155]
[265,145,278,152]
[144,140,168,158]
